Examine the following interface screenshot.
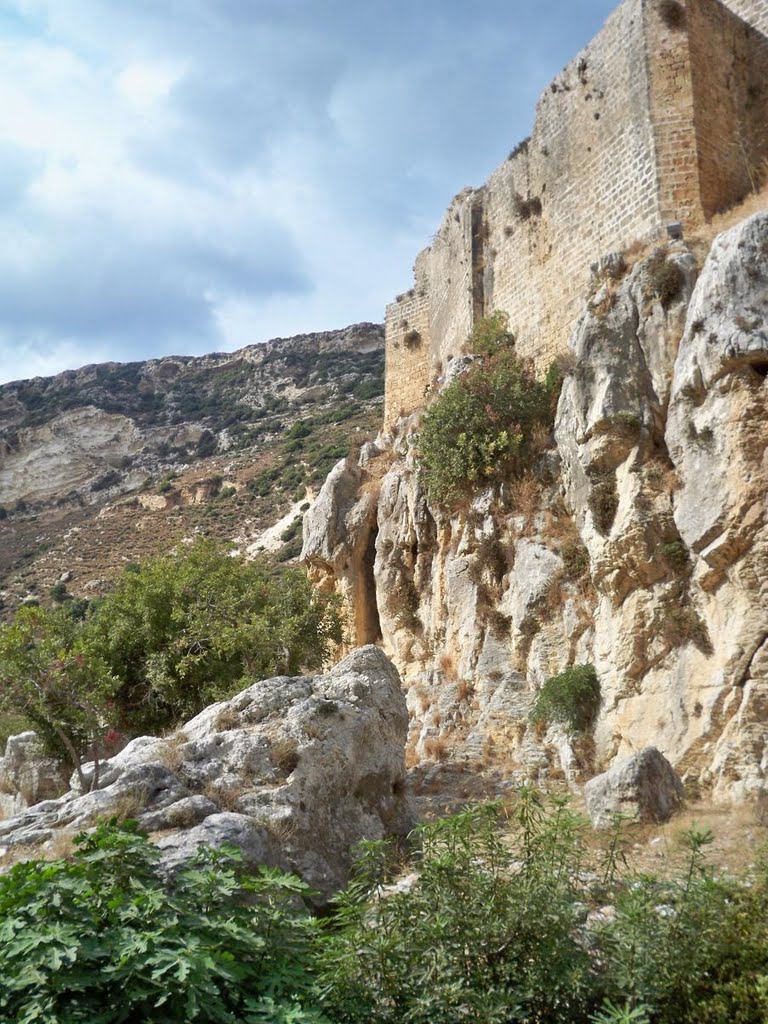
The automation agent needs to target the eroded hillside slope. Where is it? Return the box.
[0,324,383,608]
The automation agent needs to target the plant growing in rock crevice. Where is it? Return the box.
[417,313,562,509]
[530,664,601,734]
[589,470,619,535]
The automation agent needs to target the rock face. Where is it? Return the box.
[0,647,412,899]
[304,211,768,804]
[584,747,685,828]
[0,732,68,819]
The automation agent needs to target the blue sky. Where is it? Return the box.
[0,0,616,383]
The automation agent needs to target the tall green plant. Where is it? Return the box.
[0,606,117,791]
[319,796,595,1024]
[89,539,343,732]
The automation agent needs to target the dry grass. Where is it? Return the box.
[508,473,541,527]
[456,678,475,703]
[156,731,188,773]
[422,735,450,762]
[0,830,78,871]
[213,707,240,732]
[414,688,431,714]
[101,787,150,824]
[529,421,553,454]
[270,736,300,777]
[439,653,457,680]
[203,780,246,812]
[580,800,768,880]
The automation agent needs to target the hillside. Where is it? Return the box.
[0,323,384,610]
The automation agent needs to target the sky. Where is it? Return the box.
[0,0,617,384]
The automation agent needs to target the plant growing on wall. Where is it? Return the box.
[416,313,561,508]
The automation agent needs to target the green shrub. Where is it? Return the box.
[320,796,594,1024]
[530,663,601,733]
[416,313,561,508]
[0,823,327,1023]
[90,539,342,732]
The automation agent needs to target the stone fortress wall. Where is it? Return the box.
[383,0,768,427]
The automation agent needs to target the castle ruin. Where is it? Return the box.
[383,0,768,427]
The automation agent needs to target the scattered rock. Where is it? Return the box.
[584,747,684,828]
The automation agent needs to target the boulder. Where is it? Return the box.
[0,732,68,818]
[0,646,413,900]
[584,747,684,828]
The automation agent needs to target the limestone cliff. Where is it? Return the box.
[303,211,768,803]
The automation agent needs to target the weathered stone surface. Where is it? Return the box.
[304,213,768,804]
[0,647,412,898]
[585,747,684,828]
[0,732,68,819]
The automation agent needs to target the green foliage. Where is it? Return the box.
[1,804,767,1023]
[416,313,561,508]
[595,826,768,1023]
[660,540,689,573]
[89,539,342,732]
[320,794,593,1024]
[49,581,69,603]
[0,823,328,1023]
[0,606,118,789]
[530,663,601,734]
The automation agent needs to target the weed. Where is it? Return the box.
[213,707,240,732]
[645,248,684,309]
[589,470,619,535]
[422,735,450,761]
[270,736,300,777]
[659,0,686,29]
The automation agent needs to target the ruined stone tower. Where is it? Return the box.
[383,0,768,427]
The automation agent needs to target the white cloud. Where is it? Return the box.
[0,0,617,383]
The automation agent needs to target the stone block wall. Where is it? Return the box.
[688,0,768,216]
[721,0,768,35]
[382,0,768,429]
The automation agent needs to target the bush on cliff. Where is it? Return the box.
[530,663,602,734]
[416,312,562,508]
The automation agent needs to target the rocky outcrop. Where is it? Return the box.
[0,732,68,819]
[0,647,412,899]
[305,211,768,804]
[584,747,684,828]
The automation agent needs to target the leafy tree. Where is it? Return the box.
[0,606,118,791]
[90,539,343,732]
[416,312,562,508]
[0,822,329,1023]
